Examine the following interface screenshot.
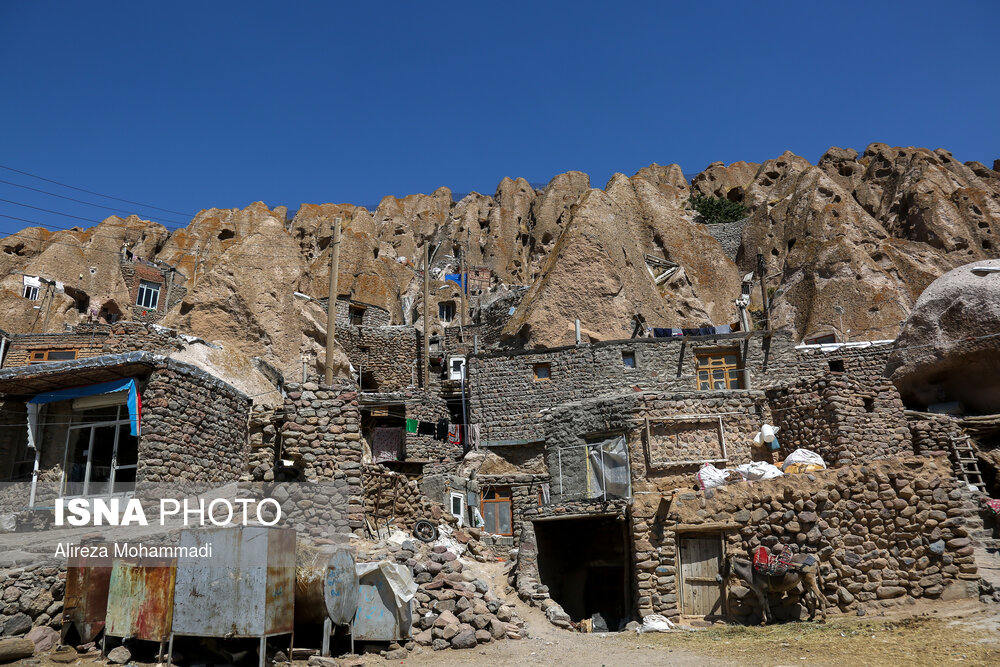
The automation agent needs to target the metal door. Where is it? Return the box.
[679,534,724,617]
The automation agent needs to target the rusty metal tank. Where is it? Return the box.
[104,556,176,643]
[294,545,358,626]
[170,526,296,639]
[61,542,112,644]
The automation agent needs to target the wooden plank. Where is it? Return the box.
[679,535,723,617]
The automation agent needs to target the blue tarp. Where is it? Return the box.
[444,273,467,292]
[29,378,141,435]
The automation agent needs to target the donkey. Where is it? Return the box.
[724,553,827,625]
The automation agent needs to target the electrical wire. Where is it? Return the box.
[0,178,190,227]
[0,164,196,218]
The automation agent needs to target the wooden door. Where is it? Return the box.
[679,534,724,617]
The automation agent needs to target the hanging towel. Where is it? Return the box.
[448,424,462,447]
[418,421,435,437]
[436,418,449,440]
[464,424,481,450]
[405,418,418,433]
[372,427,404,462]
[652,328,671,338]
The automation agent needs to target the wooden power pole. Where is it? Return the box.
[756,253,770,331]
[460,246,468,329]
[325,217,342,385]
[422,242,431,390]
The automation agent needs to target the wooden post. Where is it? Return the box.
[41,282,55,332]
[325,217,342,385]
[423,242,430,390]
[756,253,770,331]
[460,246,468,329]
[163,267,175,314]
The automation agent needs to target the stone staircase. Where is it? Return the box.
[959,487,1000,601]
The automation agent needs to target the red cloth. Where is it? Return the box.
[985,498,1000,515]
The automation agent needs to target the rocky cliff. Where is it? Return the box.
[2,143,997,373]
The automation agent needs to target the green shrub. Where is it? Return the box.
[687,194,748,224]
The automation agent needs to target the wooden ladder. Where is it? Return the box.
[949,435,985,492]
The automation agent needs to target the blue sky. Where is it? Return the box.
[1,1,997,236]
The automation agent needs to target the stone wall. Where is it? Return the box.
[280,379,364,533]
[789,342,894,384]
[246,403,282,481]
[636,457,980,622]
[470,331,793,444]
[138,360,251,484]
[119,259,187,323]
[907,412,965,457]
[338,326,418,392]
[325,297,392,328]
[362,463,431,531]
[360,391,457,463]
[1,331,109,368]
[1,322,185,369]
[704,218,747,260]
[766,376,911,467]
[540,390,772,498]
[0,560,64,636]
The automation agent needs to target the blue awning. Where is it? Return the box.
[29,378,141,436]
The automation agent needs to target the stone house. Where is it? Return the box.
[0,352,250,521]
[117,251,187,324]
[459,331,984,627]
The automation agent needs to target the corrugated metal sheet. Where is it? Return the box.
[171,526,295,639]
[353,569,412,641]
[61,545,112,644]
[105,556,176,642]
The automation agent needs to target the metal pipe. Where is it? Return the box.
[325,217,342,385]
[575,319,581,345]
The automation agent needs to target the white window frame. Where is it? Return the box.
[59,401,137,500]
[23,284,39,300]
[438,301,456,323]
[449,356,466,381]
[136,280,161,310]
[449,491,465,526]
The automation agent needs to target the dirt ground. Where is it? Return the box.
[25,599,999,667]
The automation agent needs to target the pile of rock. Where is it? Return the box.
[354,533,526,652]
[409,545,525,649]
[0,562,63,638]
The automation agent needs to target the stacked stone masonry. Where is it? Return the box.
[633,458,981,621]
[767,376,910,467]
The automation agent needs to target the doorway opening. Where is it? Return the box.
[533,514,630,630]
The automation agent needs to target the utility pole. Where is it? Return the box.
[325,217,342,385]
[423,242,431,390]
[756,253,770,331]
[460,245,468,330]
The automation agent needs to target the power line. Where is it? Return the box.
[0,164,196,218]
[0,178,190,227]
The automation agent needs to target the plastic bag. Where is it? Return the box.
[781,448,826,471]
[696,463,730,490]
[638,614,676,633]
[733,461,784,481]
[782,462,824,474]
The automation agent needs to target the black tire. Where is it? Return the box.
[413,520,438,543]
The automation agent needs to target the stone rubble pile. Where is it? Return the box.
[0,562,63,637]
[358,532,526,653]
